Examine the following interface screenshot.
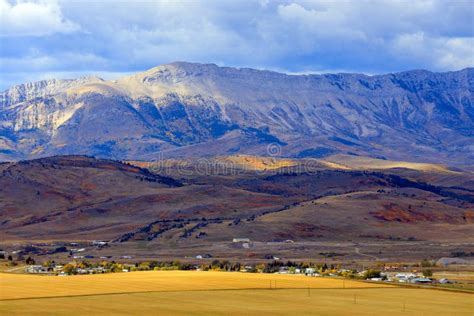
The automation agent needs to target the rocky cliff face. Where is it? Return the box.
[0,62,473,163]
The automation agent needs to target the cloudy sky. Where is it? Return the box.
[1,0,473,89]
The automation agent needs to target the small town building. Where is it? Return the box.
[410,277,433,284]
[395,273,417,282]
[25,265,49,274]
[92,240,108,247]
[438,278,453,284]
[305,268,316,276]
[233,238,250,243]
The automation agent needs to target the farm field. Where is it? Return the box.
[433,271,474,292]
[1,271,473,315]
[434,271,474,282]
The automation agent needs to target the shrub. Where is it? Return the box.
[364,269,381,279]
[25,257,35,265]
[63,263,75,275]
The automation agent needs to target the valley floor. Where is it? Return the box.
[0,271,472,315]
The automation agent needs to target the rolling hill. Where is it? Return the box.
[1,155,473,261]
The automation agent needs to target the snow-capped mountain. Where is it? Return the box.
[1,62,473,164]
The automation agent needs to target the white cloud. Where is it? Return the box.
[0,0,472,89]
[436,38,474,70]
[0,52,108,72]
[0,0,79,36]
[392,32,474,70]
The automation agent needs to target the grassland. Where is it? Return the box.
[433,271,474,292]
[2,155,473,262]
[1,271,473,315]
[323,154,457,173]
[434,271,474,282]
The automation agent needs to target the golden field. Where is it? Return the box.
[434,271,474,282]
[1,271,473,315]
[0,271,389,300]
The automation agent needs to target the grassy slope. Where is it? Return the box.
[2,155,473,260]
[0,271,472,315]
[322,154,457,173]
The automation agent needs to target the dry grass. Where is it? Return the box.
[323,154,456,173]
[216,155,299,171]
[0,271,388,300]
[1,288,473,316]
[1,271,473,315]
[434,271,474,282]
[132,154,457,174]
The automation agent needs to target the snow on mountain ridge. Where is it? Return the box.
[0,63,472,163]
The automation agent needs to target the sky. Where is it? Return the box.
[1,0,473,90]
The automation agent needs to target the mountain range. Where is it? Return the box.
[1,62,473,164]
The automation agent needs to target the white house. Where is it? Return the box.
[92,240,108,247]
[233,238,250,243]
[305,268,317,276]
[395,273,417,282]
[438,278,453,284]
[25,265,49,274]
[410,277,433,284]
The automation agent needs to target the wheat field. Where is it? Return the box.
[1,271,472,315]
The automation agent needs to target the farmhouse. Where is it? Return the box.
[410,277,433,284]
[305,268,319,276]
[438,278,453,284]
[92,240,108,247]
[233,238,250,243]
[25,265,49,274]
[278,266,289,274]
[395,273,417,282]
[70,248,86,253]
